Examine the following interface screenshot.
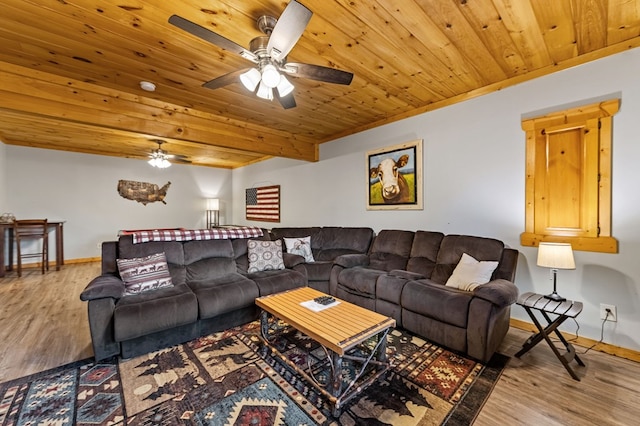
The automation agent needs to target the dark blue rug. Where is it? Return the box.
[0,321,508,425]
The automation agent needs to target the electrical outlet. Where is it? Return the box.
[600,304,617,322]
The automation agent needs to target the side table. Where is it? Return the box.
[515,291,586,381]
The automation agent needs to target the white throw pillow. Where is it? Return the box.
[283,236,315,263]
[445,253,499,291]
[247,240,285,273]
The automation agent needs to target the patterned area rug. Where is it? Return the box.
[0,321,508,425]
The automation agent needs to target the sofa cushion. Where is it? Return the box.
[271,227,322,249]
[183,239,237,282]
[445,253,499,291]
[250,269,306,296]
[188,274,259,319]
[401,280,472,328]
[368,230,415,271]
[117,252,174,296]
[114,283,198,341]
[284,236,315,262]
[304,261,334,281]
[431,235,504,284]
[247,240,285,273]
[406,231,444,277]
[338,267,386,296]
[376,273,410,305]
[316,227,374,257]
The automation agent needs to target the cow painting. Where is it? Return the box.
[370,155,412,204]
[367,141,422,210]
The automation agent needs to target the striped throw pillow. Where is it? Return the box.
[117,252,173,296]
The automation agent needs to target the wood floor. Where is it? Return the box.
[1,263,638,425]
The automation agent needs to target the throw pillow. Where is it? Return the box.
[248,240,285,273]
[283,236,315,263]
[117,252,174,296]
[445,253,499,291]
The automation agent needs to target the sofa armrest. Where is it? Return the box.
[333,253,369,268]
[472,279,518,307]
[388,269,426,280]
[283,252,306,268]
[80,274,125,301]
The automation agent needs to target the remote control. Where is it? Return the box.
[314,296,335,305]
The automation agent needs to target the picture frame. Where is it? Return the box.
[245,185,281,222]
[366,139,423,210]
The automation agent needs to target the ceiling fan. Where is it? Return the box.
[168,0,354,109]
[147,140,190,168]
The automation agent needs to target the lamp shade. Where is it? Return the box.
[261,63,281,88]
[256,81,273,100]
[276,75,294,97]
[537,242,575,269]
[240,68,261,92]
[206,198,220,211]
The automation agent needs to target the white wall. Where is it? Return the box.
[232,48,640,352]
[5,146,233,260]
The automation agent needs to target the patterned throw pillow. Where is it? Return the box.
[247,240,285,273]
[117,252,174,296]
[283,236,315,263]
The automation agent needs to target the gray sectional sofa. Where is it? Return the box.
[81,226,518,364]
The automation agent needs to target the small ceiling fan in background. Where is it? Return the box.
[148,140,190,168]
[169,0,354,109]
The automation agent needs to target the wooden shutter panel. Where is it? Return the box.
[521,99,618,253]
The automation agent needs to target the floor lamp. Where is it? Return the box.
[537,242,575,302]
[206,198,220,228]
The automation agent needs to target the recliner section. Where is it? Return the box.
[270,226,374,293]
[81,232,305,361]
[330,231,518,362]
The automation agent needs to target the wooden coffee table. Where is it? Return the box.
[255,287,396,416]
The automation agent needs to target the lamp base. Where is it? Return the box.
[544,291,566,302]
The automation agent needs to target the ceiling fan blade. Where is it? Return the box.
[283,62,354,85]
[275,91,297,109]
[169,15,258,63]
[203,68,251,90]
[267,1,312,61]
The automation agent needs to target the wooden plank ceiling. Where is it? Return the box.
[0,0,638,168]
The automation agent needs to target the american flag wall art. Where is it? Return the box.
[245,185,280,222]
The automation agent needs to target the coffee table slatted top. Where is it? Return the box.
[256,287,396,355]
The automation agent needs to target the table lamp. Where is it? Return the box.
[206,198,220,228]
[537,242,575,302]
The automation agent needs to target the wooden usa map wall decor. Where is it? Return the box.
[118,180,171,205]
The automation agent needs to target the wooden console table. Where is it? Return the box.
[515,291,585,381]
[0,221,65,277]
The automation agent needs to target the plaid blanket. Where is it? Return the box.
[131,227,264,244]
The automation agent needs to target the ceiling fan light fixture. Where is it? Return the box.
[276,75,295,97]
[256,81,274,100]
[240,68,261,92]
[148,156,171,168]
[261,63,281,88]
[148,143,172,168]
